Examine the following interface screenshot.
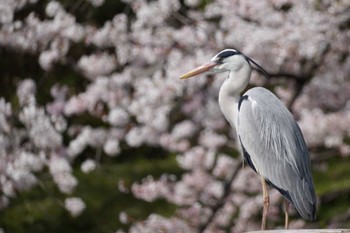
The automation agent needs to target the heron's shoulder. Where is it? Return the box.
[241,87,283,108]
[244,87,277,100]
[240,87,293,121]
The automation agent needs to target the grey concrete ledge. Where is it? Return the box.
[248,229,350,233]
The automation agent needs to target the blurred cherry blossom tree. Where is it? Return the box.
[0,0,350,232]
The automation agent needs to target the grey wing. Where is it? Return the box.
[237,87,316,221]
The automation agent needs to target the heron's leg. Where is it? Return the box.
[261,176,270,230]
[284,200,289,229]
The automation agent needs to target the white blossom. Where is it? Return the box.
[64,197,86,217]
[171,120,197,140]
[103,139,120,156]
[108,108,129,126]
[49,156,77,193]
[20,105,63,149]
[125,127,145,147]
[17,79,36,106]
[129,214,191,233]
[0,3,14,23]
[81,159,97,173]
[39,49,60,71]
[119,211,129,224]
[78,53,117,80]
[45,1,63,17]
[184,0,200,7]
[87,0,105,7]
[198,130,227,149]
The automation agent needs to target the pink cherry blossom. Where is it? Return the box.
[1,0,349,231]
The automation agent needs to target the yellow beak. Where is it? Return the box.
[180,61,217,79]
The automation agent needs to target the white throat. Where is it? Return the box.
[218,61,252,128]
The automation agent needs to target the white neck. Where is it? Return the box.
[218,62,252,128]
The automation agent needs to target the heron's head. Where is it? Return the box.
[180,49,269,79]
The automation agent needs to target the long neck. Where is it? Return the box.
[218,63,252,128]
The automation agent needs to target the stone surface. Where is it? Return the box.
[248,230,350,233]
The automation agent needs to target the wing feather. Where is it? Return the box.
[237,87,316,221]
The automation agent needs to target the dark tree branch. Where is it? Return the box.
[269,44,330,110]
[267,72,309,110]
[268,73,306,84]
[197,162,241,233]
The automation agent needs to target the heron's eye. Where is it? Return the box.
[217,57,224,64]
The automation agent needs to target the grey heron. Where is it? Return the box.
[180,49,316,230]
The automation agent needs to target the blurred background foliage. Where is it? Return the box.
[1,154,350,232]
[1,148,182,233]
[1,0,350,232]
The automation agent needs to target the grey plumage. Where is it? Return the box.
[238,87,316,220]
[180,49,317,227]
